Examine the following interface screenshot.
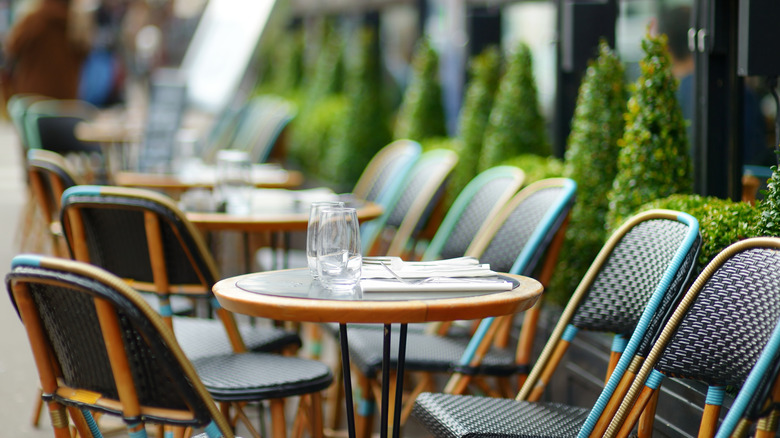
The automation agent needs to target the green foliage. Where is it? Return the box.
[394,38,448,142]
[551,41,627,306]
[637,194,760,268]
[256,28,306,97]
[304,22,345,105]
[756,159,780,237]
[322,28,392,191]
[499,154,563,184]
[287,95,349,174]
[607,33,692,228]
[479,42,550,171]
[451,47,502,211]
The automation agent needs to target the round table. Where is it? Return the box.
[213,269,543,438]
[113,168,304,192]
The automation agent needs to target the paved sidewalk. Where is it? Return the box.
[0,119,54,437]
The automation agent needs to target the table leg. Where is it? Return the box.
[392,324,407,438]
[339,324,357,438]
[380,325,391,438]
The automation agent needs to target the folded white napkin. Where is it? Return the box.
[360,257,512,292]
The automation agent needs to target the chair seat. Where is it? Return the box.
[412,392,590,438]
[346,326,520,378]
[193,353,333,401]
[174,317,302,360]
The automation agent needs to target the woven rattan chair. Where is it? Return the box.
[599,237,780,438]
[26,149,80,257]
[410,209,704,438]
[60,185,330,438]
[344,178,577,437]
[352,139,422,207]
[361,148,458,258]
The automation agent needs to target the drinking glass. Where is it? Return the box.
[307,201,345,279]
[316,207,362,292]
[215,150,252,215]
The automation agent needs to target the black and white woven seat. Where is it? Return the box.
[59,186,321,437]
[346,178,577,432]
[412,209,703,438]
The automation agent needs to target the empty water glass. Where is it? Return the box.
[316,207,362,292]
[307,201,345,279]
[215,150,252,215]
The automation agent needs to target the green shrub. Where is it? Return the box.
[756,158,780,237]
[479,42,549,171]
[551,41,627,306]
[606,32,692,228]
[394,38,448,142]
[637,194,760,268]
[451,47,502,209]
[322,28,392,191]
[499,154,563,184]
[256,28,306,97]
[304,22,345,104]
[287,95,349,174]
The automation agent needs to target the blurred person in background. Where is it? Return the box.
[2,0,91,102]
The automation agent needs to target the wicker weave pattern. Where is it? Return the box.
[413,392,588,438]
[440,177,516,260]
[28,276,201,411]
[479,187,563,273]
[366,158,401,202]
[656,248,780,387]
[571,219,688,335]
[346,327,516,377]
[387,158,452,227]
[193,353,333,400]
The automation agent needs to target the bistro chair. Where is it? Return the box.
[361,148,458,258]
[233,95,297,164]
[59,185,330,437]
[602,237,780,438]
[344,178,577,437]
[410,209,705,438]
[351,139,422,207]
[7,255,240,437]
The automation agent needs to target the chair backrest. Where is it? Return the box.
[352,139,422,205]
[7,93,49,151]
[467,178,577,276]
[603,237,780,438]
[138,70,188,173]
[27,149,81,257]
[24,99,101,154]
[6,254,235,437]
[422,165,525,261]
[232,95,297,164]
[510,209,701,437]
[362,148,458,257]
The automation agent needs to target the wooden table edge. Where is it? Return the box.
[212,271,543,324]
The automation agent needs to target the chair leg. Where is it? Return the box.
[326,355,344,433]
[270,399,287,438]
[309,392,325,438]
[355,371,375,438]
[31,388,44,427]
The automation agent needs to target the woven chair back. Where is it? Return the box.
[6,255,234,437]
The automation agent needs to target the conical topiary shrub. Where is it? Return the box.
[606,32,692,229]
[449,46,502,205]
[393,38,447,142]
[549,41,626,305]
[288,22,345,173]
[479,42,549,171]
[322,28,392,191]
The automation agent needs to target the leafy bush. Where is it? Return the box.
[256,28,306,97]
[394,38,448,142]
[479,42,549,171]
[499,154,563,184]
[322,28,392,191]
[637,194,760,268]
[287,95,349,174]
[756,159,780,237]
[450,47,502,210]
[550,41,627,305]
[606,32,692,228]
[304,22,345,105]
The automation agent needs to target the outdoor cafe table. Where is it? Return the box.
[212,269,543,438]
[113,165,304,193]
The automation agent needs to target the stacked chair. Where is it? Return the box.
[59,185,332,438]
[351,139,422,210]
[7,255,241,437]
[344,178,577,437]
